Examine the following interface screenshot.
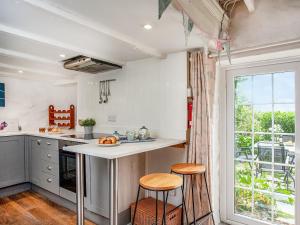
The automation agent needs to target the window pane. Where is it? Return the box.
[274,193,295,225]
[235,133,252,160]
[235,76,252,105]
[254,163,272,192]
[275,134,296,166]
[235,188,252,217]
[274,167,295,196]
[254,134,273,163]
[253,191,272,222]
[274,104,295,134]
[274,72,295,104]
[235,160,253,189]
[254,104,272,132]
[235,104,252,132]
[253,74,272,104]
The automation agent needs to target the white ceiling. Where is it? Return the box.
[0,0,224,81]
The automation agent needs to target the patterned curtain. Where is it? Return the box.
[186,51,216,225]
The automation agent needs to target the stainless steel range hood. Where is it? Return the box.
[63,55,122,74]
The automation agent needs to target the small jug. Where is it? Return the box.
[138,126,150,140]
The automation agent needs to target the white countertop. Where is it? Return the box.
[0,131,185,159]
[0,131,88,143]
[64,139,185,159]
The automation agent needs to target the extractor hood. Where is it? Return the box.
[63,55,122,74]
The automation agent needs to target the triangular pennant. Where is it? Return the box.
[159,0,172,19]
[188,18,193,33]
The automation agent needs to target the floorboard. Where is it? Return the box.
[0,191,96,225]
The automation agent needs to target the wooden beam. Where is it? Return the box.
[244,0,255,12]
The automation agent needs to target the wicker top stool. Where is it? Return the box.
[132,173,184,225]
[171,163,206,175]
[170,163,215,225]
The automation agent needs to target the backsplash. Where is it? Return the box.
[77,52,187,139]
[0,77,77,131]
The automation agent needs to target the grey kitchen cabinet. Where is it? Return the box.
[29,136,59,195]
[0,136,27,188]
[86,155,110,218]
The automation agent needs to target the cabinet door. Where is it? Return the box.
[86,156,110,218]
[0,136,26,188]
[30,138,42,186]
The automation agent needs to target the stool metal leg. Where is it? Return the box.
[162,191,167,225]
[181,185,189,225]
[191,175,196,225]
[156,191,158,225]
[132,185,141,225]
[204,172,215,225]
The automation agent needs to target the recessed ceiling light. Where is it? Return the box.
[59,54,66,58]
[18,70,23,74]
[143,24,152,30]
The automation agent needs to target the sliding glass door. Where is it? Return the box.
[225,62,300,225]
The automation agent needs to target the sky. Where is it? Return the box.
[235,72,295,112]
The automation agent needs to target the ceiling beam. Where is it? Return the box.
[0,48,58,64]
[23,0,165,59]
[243,0,255,12]
[0,62,73,78]
[0,24,125,65]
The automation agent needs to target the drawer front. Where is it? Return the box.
[42,138,58,151]
[32,137,58,151]
[40,172,59,195]
[41,160,59,176]
[41,149,59,164]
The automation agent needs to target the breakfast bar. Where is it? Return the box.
[64,138,185,225]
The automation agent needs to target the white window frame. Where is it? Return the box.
[220,60,300,225]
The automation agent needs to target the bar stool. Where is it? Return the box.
[170,163,215,225]
[132,173,186,225]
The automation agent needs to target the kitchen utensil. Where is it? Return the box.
[99,81,103,104]
[97,141,120,147]
[126,130,137,141]
[108,80,111,96]
[138,126,150,140]
[104,81,108,103]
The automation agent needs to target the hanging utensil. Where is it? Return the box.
[104,80,108,103]
[99,81,103,104]
[108,80,111,96]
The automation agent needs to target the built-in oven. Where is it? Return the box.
[59,140,86,197]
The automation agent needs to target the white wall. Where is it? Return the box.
[77,51,187,139]
[0,77,77,131]
[231,0,300,50]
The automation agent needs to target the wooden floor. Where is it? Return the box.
[0,191,95,225]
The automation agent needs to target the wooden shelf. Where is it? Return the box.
[48,105,75,129]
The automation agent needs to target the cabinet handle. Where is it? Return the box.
[47,154,52,158]
[47,166,52,170]
[37,140,41,145]
[47,178,52,183]
[46,142,51,145]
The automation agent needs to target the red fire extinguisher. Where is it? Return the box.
[187,101,193,128]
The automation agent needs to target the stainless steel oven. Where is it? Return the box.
[59,140,86,196]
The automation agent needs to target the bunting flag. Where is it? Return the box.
[182,11,194,46]
[159,0,172,19]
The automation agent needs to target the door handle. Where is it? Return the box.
[37,140,41,145]
[47,178,52,183]
[47,166,52,171]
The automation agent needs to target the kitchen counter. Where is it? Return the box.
[0,131,88,143]
[63,138,185,159]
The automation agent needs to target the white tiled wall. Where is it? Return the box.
[0,77,77,131]
[77,51,187,139]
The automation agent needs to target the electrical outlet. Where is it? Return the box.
[108,115,117,122]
